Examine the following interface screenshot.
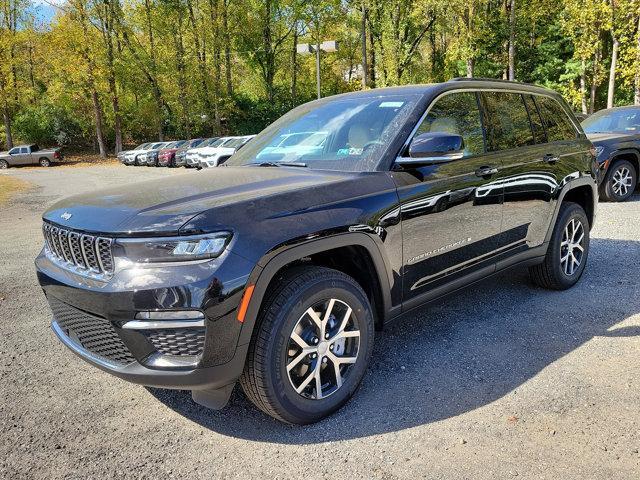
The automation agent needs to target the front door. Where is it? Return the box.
[392,91,504,303]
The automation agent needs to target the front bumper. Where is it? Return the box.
[35,247,256,393]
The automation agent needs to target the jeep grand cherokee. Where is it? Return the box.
[35,79,598,424]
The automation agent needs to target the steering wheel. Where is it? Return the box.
[362,140,385,152]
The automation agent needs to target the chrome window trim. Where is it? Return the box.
[396,87,581,165]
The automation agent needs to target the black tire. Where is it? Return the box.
[239,266,375,424]
[39,157,50,167]
[600,159,637,202]
[529,202,590,290]
[0,159,8,169]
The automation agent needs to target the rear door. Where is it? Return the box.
[487,92,584,260]
[479,91,559,258]
[394,91,504,303]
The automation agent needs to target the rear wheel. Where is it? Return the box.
[0,159,8,169]
[240,266,374,424]
[39,158,50,167]
[529,202,590,290]
[601,159,637,202]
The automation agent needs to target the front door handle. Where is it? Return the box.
[543,153,560,164]
[475,166,498,178]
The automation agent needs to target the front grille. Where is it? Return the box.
[43,222,114,277]
[49,297,135,365]
[145,328,205,357]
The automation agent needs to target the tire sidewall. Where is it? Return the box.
[264,276,374,423]
[550,204,590,288]
[604,160,636,202]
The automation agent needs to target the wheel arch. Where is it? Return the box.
[608,149,640,183]
[237,233,394,345]
[545,177,598,243]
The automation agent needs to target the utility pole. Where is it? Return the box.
[297,41,338,100]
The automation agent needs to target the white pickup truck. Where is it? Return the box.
[0,144,63,169]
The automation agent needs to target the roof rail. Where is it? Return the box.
[448,77,530,85]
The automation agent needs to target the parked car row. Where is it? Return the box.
[118,135,256,169]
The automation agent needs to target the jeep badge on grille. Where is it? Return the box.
[61,212,72,220]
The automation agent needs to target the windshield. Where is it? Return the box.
[225,137,247,149]
[227,94,420,171]
[207,138,225,148]
[582,108,640,134]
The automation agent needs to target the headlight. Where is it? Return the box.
[114,232,231,263]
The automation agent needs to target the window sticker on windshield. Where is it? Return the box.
[379,101,404,108]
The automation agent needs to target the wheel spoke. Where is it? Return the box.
[314,365,323,399]
[336,306,353,334]
[336,330,360,340]
[306,307,323,332]
[291,331,310,349]
[287,350,310,372]
[295,368,315,394]
[331,357,343,388]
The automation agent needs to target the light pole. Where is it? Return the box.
[297,40,338,99]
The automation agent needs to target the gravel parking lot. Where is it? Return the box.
[1,164,639,479]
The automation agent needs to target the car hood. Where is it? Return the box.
[42,166,390,236]
[586,132,640,142]
[199,147,235,155]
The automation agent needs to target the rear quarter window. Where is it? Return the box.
[536,96,578,142]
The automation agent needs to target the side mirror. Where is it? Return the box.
[398,132,464,165]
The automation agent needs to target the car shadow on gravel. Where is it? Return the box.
[148,237,640,443]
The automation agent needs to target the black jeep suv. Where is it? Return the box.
[36,79,598,424]
[582,106,640,202]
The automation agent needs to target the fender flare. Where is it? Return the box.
[544,176,598,243]
[608,148,640,175]
[237,232,394,346]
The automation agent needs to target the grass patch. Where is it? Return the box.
[0,176,31,205]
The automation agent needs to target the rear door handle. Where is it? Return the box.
[543,154,560,164]
[475,166,498,178]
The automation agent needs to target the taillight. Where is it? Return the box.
[53,151,60,159]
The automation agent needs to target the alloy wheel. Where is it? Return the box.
[560,218,585,276]
[286,298,360,400]
[612,166,632,197]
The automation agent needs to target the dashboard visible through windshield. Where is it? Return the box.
[226,94,421,171]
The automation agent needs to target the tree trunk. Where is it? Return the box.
[143,0,164,140]
[368,25,376,87]
[103,0,122,153]
[2,104,13,150]
[175,13,190,137]
[508,0,515,80]
[590,48,601,114]
[607,1,618,109]
[186,0,213,131]
[222,0,232,96]
[635,14,640,105]
[291,25,298,104]
[77,0,107,157]
[580,59,587,114]
[466,59,474,78]
[361,4,368,88]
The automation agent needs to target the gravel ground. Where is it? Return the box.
[1,164,639,479]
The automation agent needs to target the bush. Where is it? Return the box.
[12,103,84,147]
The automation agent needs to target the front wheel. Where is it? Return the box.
[240,266,374,424]
[0,159,8,169]
[529,202,590,290]
[601,159,637,202]
[39,158,50,167]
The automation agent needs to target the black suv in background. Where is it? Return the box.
[36,80,597,424]
[582,106,640,201]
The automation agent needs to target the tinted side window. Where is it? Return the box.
[416,92,485,157]
[481,92,535,151]
[523,95,547,144]
[19,147,28,154]
[536,96,577,142]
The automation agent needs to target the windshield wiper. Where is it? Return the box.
[256,161,308,168]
